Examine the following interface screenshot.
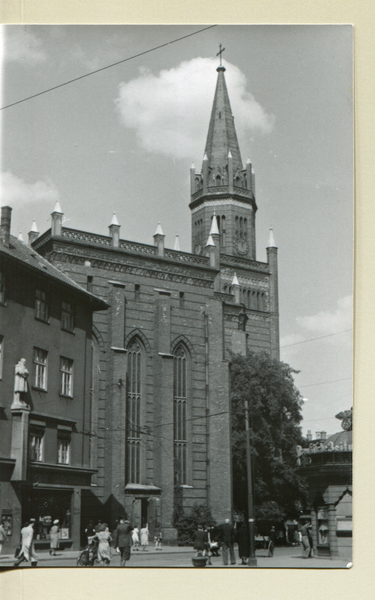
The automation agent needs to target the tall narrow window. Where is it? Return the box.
[60,357,73,397]
[87,276,93,292]
[57,433,71,464]
[244,218,248,240]
[135,284,140,301]
[0,335,3,379]
[33,348,48,390]
[30,428,44,462]
[235,216,239,239]
[126,340,142,483]
[61,301,74,332]
[179,292,185,308]
[0,269,5,305]
[174,346,187,485]
[221,216,226,246]
[35,289,48,322]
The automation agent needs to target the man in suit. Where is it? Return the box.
[114,515,133,567]
[219,518,236,565]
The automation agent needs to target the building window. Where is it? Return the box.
[87,276,93,292]
[57,433,71,464]
[179,292,185,308]
[35,289,48,322]
[0,335,3,379]
[174,345,187,485]
[126,340,142,483]
[61,301,74,332]
[60,357,73,397]
[135,284,140,301]
[30,429,44,462]
[33,348,48,390]
[221,215,226,246]
[0,269,5,305]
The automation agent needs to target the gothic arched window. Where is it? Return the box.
[126,339,142,483]
[173,345,187,485]
[221,215,226,246]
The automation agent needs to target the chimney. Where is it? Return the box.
[0,206,12,248]
[306,430,312,442]
[320,431,327,441]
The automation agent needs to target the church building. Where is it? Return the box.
[32,62,280,543]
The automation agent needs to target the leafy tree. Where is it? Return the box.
[173,503,216,546]
[230,351,307,529]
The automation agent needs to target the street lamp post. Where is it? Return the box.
[244,399,257,566]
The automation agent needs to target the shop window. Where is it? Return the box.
[57,433,71,465]
[61,301,74,332]
[126,339,142,483]
[173,345,187,485]
[0,269,5,305]
[30,429,44,462]
[60,357,73,397]
[35,289,49,322]
[33,347,48,390]
[0,335,3,379]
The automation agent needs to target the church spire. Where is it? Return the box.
[203,64,243,176]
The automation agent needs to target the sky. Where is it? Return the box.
[0,25,353,437]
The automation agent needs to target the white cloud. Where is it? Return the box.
[4,28,46,65]
[0,172,59,211]
[297,295,353,335]
[115,57,275,160]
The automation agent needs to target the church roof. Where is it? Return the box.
[203,66,243,174]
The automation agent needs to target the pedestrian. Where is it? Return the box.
[14,519,38,567]
[0,521,7,556]
[236,521,249,565]
[85,520,96,542]
[132,525,140,550]
[96,524,112,566]
[49,519,60,556]
[155,531,162,550]
[218,518,236,565]
[114,515,133,567]
[193,524,208,557]
[300,522,312,558]
[94,519,102,533]
[268,526,277,557]
[207,527,220,556]
[140,523,149,551]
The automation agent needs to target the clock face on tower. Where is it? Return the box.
[236,239,249,255]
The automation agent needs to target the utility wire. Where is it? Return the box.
[0,25,217,111]
[281,328,352,348]
[299,377,352,389]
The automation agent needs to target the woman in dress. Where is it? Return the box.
[95,524,112,566]
[140,524,149,551]
[132,526,140,550]
[49,519,60,556]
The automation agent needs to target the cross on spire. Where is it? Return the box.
[216,44,225,66]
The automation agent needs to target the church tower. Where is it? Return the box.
[190,63,257,259]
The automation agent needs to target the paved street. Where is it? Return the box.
[0,544,350,569]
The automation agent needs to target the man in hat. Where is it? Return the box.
[14,519,38,567]
[300,522,313,558]
[114,515,133,567]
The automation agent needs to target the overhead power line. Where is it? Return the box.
[299,377,352,389]
[281,328,352,348]
[0,25,217,111]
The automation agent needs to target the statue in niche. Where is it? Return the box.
[12,358,29,408]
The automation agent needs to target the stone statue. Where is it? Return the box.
[12,358,29,408]
[335,408,353,431]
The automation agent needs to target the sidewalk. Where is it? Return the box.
[0,545,351,569]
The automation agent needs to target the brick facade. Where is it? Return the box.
[31,64,280,542]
